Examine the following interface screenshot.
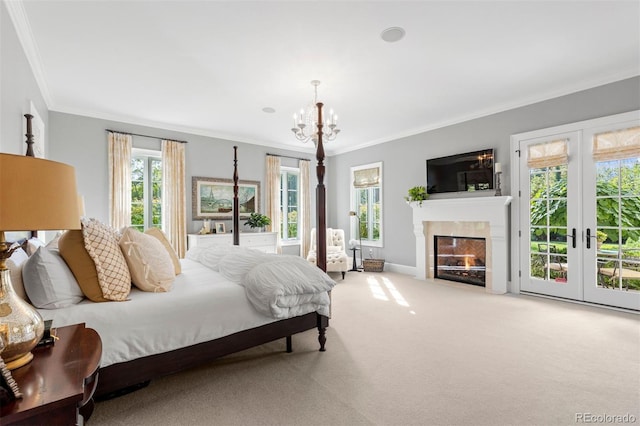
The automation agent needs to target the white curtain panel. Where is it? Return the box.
[108,132,132,229]
[162,140,187,258]
[299,159,311,259]
[265,155,281,254]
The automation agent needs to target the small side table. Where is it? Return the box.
[349,247,362,272]
[1,323,102,425]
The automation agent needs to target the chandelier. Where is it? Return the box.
[291,80,340,144]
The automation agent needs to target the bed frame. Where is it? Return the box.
[95,144,330,397]
[20,115,331,399]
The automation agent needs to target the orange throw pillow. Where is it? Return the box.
[58,229,108,302]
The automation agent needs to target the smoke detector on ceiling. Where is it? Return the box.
[381,27,406,43]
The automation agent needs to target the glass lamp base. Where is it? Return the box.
[6,352,33,370]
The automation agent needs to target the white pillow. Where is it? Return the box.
[185,246,205,263]
[45,232,63,250]
[5,247,29,301]
[198,245,247,272]
[26,237,46,256]
[22,247,84,309]
[217,248,271,284]
[119,227,175,292]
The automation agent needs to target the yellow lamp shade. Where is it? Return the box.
[0,153,81,232]
[0,153,81,369]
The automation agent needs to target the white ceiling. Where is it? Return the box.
[9,1,640,155]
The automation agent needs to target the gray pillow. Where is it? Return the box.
[23,247,84,309]
[6,247,29,301]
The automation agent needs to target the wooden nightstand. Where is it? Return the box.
[1,323,102,425]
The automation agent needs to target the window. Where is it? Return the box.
[351,162,383,247]
[280,167,299,241]
[131,149,162,231]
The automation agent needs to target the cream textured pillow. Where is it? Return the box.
[82,218,131,301]
[144,227,181,274]
[120,227,175,292]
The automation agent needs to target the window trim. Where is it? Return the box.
[280,166,300,244]
[131,148,162,231]
[350,162,383,248]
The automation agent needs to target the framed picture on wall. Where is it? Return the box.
[192,176,260,220]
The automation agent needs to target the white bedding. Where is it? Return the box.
[38,258,280,367]
[243,255,334,319]
[192,246,335,318]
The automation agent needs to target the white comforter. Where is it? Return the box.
[38,259,279,367]
[188,246,335,319]
[38,248,334,367]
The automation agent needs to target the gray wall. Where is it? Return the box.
[0,2,49,155]
[48,112,326,244]
[330,77,640,268]
[3,4,638,268]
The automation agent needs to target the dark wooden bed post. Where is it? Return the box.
[315,102,327,273]
[24,114,35,157]
[233,146,240,246]
[24,114,38,238]
[230,144,326,353]
[314,103,328,352]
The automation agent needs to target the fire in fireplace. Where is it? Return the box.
[434,235,486,286]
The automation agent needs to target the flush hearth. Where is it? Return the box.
[434,235,486,286]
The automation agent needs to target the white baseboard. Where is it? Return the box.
[384,262,416,276]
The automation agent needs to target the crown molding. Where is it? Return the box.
[50,104,317,156]
[330,70,640,156]
[4,0,53,107]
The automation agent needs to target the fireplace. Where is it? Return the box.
[410,196,512,294]
[434,235,486,286]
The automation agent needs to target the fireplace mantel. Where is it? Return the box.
[411,196,512,294]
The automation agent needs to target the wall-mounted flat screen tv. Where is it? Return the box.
[426,149,494,194]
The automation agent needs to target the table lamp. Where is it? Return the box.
[0,153,81,369]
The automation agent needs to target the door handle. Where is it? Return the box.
[570,228,577,249]
[586,228,592,249]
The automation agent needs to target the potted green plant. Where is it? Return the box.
[404,186,429,206]
[244,212,271,232]
[596,230,607,249]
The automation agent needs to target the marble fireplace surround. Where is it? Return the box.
[411,196,512,294]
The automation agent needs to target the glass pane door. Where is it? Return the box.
[520,132,582,300]
[583,122,640,310]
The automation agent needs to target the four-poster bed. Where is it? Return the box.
[95,143,331,398]
[8,119,331,399]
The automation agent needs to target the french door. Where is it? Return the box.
[515,112,640,311]
[582,122,640,310]
[519,131,582,301]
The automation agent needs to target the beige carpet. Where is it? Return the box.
[91,271,640,426]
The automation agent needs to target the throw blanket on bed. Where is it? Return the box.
[187,246,335,319]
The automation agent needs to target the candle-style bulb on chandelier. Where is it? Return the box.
[291,80,340,144]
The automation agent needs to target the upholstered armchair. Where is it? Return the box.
[307,228,349,279]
